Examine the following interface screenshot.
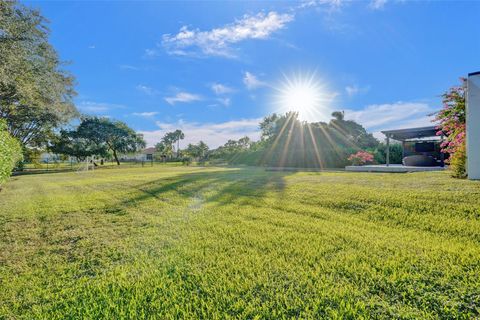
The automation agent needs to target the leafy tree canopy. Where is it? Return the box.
[49,129,107,161]
[51,117,145,165]
[155,141,174,159]
[76,117,146,165]
[160,130,185,158]
[0,1,77,148]
[184,141,209,160]
[0,119,22,187]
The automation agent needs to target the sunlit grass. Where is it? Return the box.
[0,166,479,318]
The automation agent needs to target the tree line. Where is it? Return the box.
[153,130,209,164]
[208,111,402,168]
[150,111,402,168]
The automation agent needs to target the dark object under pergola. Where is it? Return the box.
[381,126,445,166]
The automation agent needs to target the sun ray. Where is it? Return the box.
[278,115,297,167]
[261,112,296,165]
[306,123,324,169]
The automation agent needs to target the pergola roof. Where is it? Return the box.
[381,126,439,141]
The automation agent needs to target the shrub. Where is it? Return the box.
[348,151,374,166]
[0,120,23,187]
[434,80,466,178]
[449,143,467,178]
[182,157,192,166]
[373,143,403,164]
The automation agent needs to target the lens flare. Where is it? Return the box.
[273,72,335,122]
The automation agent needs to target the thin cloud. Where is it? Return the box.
[216,97,231,107]
[132,112,158,117]
[161,11,294,57]
[143,48,159,58]
[136,85,158,96]
[165,92,202,105]
[243,71,268,90]
[211,83,234,95]
[345,101,437,134]
[139,118,262,148]
[345,84,370,97]
[120,64,139,71]
[369,0,387,10]
[77,101,125,114]
[298,0,343,10]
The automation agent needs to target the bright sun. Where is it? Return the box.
[274,72,334,121]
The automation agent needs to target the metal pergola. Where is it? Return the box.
[381,126,444,166]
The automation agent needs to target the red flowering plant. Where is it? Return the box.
[434,79,466,177]
[348,151,374,166]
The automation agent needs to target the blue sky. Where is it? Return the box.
[28,0,480,147]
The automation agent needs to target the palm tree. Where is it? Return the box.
[161,132,176,159]
[173,129,184,158]
[198,141,209,159]
[331,111,345,121]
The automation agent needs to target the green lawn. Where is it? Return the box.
[0,166,479,319]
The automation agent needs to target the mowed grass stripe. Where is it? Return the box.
[0,166,479,318]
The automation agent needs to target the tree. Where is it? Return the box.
[184,141,209,160]
[237,136,251,149]
[0,119,22,187]
[329,111,378,149]
[155,141,173,161]
[0,1,77,149]
[197,141,209,159]
[185,144,200,159]
[331,111,345,121]
[259,113,280,141]
[162,130,185,159]
[75,117,146,165]
[50,129,106,161]
[161,132,176,155]
[173,129,185,158]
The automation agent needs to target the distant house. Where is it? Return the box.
[142,147,155,160]
[39,152,64,162]
[120,147,156,161]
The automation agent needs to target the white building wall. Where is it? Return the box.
[467,72,480,179]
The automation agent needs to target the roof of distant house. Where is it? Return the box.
[143,147,156,154]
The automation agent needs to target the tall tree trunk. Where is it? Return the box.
[113,149,120,165]
[177,140,180,158]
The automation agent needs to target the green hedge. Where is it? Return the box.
[0,120,22,186]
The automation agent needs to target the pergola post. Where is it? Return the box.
[440,133,445,167]
[386,134,390,166]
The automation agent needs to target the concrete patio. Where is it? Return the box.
[345,164,446,173]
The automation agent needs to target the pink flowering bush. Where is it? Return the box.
[434,79,466,178]
[348,151,374,166]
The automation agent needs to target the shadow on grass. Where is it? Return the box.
[12,169,78,176]
[119,167,295,209]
